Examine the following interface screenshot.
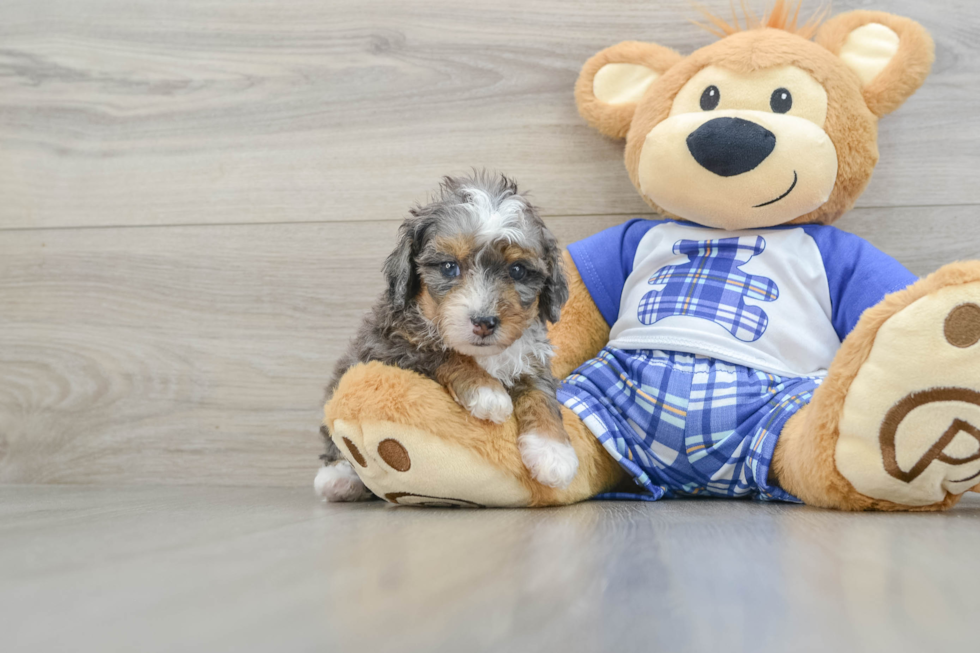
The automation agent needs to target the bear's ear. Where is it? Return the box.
[815,11,935,117]
[575,41,683,139]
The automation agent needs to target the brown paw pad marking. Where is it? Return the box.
[384,492,483,507]
[945,303,980,348]
[342,437,367,467]
[377,438,411,472]
[880,388,980,484]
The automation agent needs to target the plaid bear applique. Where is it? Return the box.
[637,236,779,342]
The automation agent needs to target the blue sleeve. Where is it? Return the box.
[566,219,661,326]
[802,225,918,340]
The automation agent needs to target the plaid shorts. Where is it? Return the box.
[557,348,822,502]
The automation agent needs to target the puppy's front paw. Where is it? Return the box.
[314,461,373,502]
[518,433,579,489]
[460,385,513,424]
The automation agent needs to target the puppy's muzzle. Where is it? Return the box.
[471,315,499,338]
[687,117,776,177]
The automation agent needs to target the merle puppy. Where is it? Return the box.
[316,172,576,501]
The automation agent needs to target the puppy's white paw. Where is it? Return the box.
[463,385,513,424]
[314,461,373,502]
[518,433,579,489]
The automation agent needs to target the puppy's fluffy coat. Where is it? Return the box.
[316,172,576,501]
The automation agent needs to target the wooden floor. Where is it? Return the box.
[4,485,980,653]
[3,1,980,650]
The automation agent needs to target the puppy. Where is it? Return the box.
[315,172,577,502]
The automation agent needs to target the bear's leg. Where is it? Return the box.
[324,361,625,507]
[772,261,980,510]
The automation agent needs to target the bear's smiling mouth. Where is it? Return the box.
[753,171,798,208]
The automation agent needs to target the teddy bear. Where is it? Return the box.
[324,3,980,511]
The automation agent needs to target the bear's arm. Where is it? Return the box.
[803,226,919,340]
[548,251,611,380]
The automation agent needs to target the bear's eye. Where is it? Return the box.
[770,88,792,113]
[700,85,720,111]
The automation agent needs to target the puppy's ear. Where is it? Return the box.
[815,11,934,117]
[538,227,569,325]
[575,41,683,139]
[383,216,429,310]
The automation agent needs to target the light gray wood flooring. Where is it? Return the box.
[5,485,980,653]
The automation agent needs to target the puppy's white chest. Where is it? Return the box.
[477,350,532,387]
[476,325,552,386]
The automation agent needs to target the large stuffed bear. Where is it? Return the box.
[324,4,980,510]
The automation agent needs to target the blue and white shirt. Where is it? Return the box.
[567,220,917,378]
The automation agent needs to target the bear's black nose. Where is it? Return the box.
[686,117,776,177]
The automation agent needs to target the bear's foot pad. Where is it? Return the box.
[837,283,980,506]
[329,419,532,508]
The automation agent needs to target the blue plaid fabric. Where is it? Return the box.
[637,236,779,342]
[557,347,821,502]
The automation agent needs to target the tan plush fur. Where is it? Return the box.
[815,11,935,117]
[325,361,624,507]
[619,29,880,226]
[693,0,829,39]
[548,252,611,380]
[575,12,935,226]
[771,261,980,511]
[575,42,683,139]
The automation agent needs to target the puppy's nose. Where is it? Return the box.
[471,316,499,337]
[687,117,776,177]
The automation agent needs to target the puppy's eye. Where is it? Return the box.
[440,262,460,278]
[700,85,720,111]
[770,88,792,113]
[508,263,526,281]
